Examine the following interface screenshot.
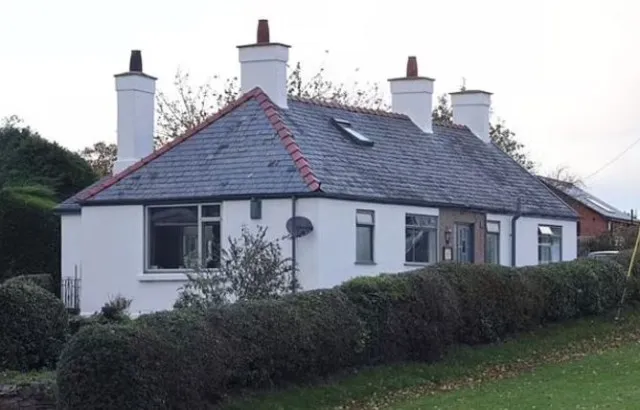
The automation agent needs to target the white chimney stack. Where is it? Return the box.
[238,20,289,109]
[450,90,492,143]
[113,50,156,174]
[389,56,434,133]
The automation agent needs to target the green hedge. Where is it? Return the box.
[0,282,68,371]
[56,259,629,409]
[3,273,55,294]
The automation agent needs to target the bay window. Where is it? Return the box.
[538,225,562,264]
[147,204,221,271]
[405,214,438,264]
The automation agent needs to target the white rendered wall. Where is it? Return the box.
[60,214,82,281]
[515,217,577,266]
[486,213,513,266]
[313,198,439,289]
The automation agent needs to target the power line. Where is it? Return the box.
[584,135,640,181]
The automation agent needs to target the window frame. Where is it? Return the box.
[485,220,500,264]
[405,213,439,265]
[145,203,222,273]
[355,209,375,264]
[537,224,562,265]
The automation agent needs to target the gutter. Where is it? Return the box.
[511,198,523,267]
[291,195,298,292]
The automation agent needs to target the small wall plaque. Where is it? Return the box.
[442,246,453,261]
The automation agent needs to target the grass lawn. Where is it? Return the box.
[396,343,640,409]
[222,307,640,410]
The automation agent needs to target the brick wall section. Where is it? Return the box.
[551,191,607,238]
[439,209,486,263]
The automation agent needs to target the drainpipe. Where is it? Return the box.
[511,198,523,267]
[291,195,298,292]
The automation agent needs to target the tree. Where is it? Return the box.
[545,165,584,187]
[78,142,117,177]
[174,225,299,309]
[431,95,535,171]
[0,118,97,201]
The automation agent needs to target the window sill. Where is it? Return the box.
[355,261,376,266]
[404,262,432,267]
[138,273,190,282]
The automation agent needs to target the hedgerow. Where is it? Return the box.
[56,258,630,409]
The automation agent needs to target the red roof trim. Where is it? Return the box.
[80,87,320,201]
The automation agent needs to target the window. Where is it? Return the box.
[538,225,562,264]
[405,214,438,263]
[147,204,221,271]
[333,118,374,146]
[356,210,375,263]
[485,221,500,264]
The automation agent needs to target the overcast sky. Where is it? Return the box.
[1,0,638,213]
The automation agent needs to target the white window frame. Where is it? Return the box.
[538,224,562,264]
[485,220,500,264]
[355,209,375,264]
[405,214,439,265]
[145,203,222,273]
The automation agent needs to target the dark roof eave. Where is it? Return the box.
[79,191,578,220]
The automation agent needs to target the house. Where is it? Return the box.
[55,20,578,315]
[540,176,637,238]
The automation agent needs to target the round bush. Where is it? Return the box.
[57,324,175,410]
[3,273,55,294]
[0,282,68,370]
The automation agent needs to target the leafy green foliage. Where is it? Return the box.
[0,188,60,282]
[0,282,68,371]
[56,325,182,410]
[56,259,629,407]
[99,294,132,322]
[209,289,365,389]
[77,141,117,177]
[3,273,55,294]
[0,122,96,201]
[340,271,459,363]
[175,225,299,309]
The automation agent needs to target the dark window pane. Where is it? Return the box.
[148,206,198,269]
[406,227,437,263]
[356,226,373,262]
[486,232,499,264]
[202,205,220,218]
[202,221,221,269]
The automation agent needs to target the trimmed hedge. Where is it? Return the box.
[3,273,55,294]
[0,282,68,371]
[57,258,630,409]
[56,325,178,410]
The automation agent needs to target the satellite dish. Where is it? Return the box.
[286,216,314,238]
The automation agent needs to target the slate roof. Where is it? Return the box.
[60,87,576,219]
[540,177,632,222]
[54,176,111,213]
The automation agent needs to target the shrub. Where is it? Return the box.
[341,270,459,363]
[0,282,68,370]
[3,273,55,294]
[68,315,99,336]
[521,259,626,322]
[431,263,543,344]
[99,294,132,322]
[208,289,366,389]
[56,325,180,410]
[137,308,224,405]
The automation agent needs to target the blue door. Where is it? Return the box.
[456,223,474,263]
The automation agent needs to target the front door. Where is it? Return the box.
[456,223,474,263]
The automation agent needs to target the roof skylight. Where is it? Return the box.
[332,118,374,146]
